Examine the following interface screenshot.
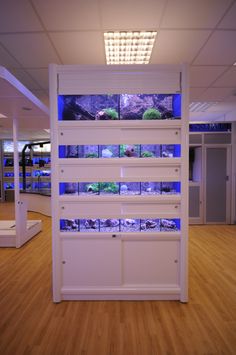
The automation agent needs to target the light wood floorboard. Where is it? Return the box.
[0,203,236,354]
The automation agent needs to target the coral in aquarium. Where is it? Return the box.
[86,183,99,193]
[95,108,118,120]
[100,182,119,194]
[85,152,98,158]
[141,151,154,158]
[142,108,161,120]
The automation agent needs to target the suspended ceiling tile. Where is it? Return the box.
[200,87,233,101]
[31,89,49,106]
[0,33,60,68]
[212,66,236,87]
[193,30,236,65]
[189,87,207,101]
[151,30,211,64]
[49,32,105,64]
[27,68,49,90]
[224,93,236,102]
[9,69,42,91]
[190,66,228,87]
[0,97,45,117]
[0,44,22,68]
[32,0,101,31]
[217,1,236,29]
[0,0,43,32]
[207,101,236,112]
[189,111,226,122]
[160,0,231,29]
[100,0,166,30]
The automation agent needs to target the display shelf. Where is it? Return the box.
[1,140,51,199]
[50,64,189,302]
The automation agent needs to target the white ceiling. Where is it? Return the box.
[0,0,236,139]
[0,66,49,140]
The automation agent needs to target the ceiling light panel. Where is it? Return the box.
[104,31,157,65]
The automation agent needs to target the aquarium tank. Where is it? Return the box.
[59,181,181,195]
[58,94,181,120]
[60,219,79,232]
[59,218,180,232]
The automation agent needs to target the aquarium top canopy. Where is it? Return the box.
[104,31,157,65]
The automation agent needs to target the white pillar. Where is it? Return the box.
[13,116,21,248]
[13,117,27,247]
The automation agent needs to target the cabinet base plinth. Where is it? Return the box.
[60,286,182,301]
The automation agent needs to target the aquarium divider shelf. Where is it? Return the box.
[58,120,182,145]
[50,64,189,303]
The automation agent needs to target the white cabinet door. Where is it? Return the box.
[122,240,179,286]
[62,238,121,287]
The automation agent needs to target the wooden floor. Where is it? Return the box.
[0,203,236,355]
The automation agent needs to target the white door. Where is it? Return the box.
[204,146,231,224]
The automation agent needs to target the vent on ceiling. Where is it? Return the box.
[189,102,218,112]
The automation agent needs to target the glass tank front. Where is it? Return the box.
[141,182,161,195]
[59,218,181,233]
[160,219,180,232]
[100,219,120,232]
[66,145,79,158]
[60,219,79,232]
[58,94,181,121]
[120,182,141,195]
[59,144,181,159]
[141,144,160,158]
[120,219,140,232]
[161,182,180,195]
[99,182,119,195]
[141,219,160,232]
[79,145,99,158]
[59,181,181,196]
[80,219,99,232]
[79,182,99,195]
[120,144,140,158]
[99,145,119,158]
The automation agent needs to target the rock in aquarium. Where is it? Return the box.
[160,219,177,230]
[120,184,128,192]
[124,219,136,226]
[141,219,157,230]
[102,148,113,158]
[102,219,119,227]
[85,219,97,229]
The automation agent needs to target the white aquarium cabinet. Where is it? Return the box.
[49,64,189,302]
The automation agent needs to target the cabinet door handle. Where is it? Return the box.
[112,234,116,238]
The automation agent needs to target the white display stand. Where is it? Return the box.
[0,220,42,247]
[0,66,48,248]
[21,193,51,217]
[49,64,189,302]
